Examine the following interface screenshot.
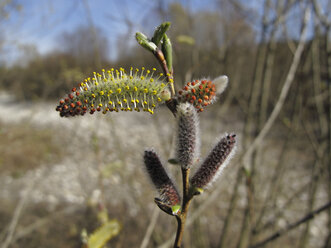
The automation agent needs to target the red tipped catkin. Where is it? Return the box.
[144,149,181,206]
[176,79,217,112]
[190,133,236,189]
[176,103,200,169]
[176,76,228,113]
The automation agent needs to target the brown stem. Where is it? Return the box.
[173,168,193,248]
[174,216,185,248]
[153,48,178,115]
[154,48,175,96]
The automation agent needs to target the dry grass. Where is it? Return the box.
[0,122,65,177]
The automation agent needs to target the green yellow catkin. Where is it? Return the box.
[56,67,170,117]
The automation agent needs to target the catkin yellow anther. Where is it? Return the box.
[56,67,168,117]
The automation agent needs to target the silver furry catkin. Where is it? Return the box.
[190,134,236,189]
[144,149,181,205]
[176,103,200,169]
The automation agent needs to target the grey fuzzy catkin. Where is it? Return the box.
[176,103,200,169]
[190,133,236,189]
[144,149,181,205]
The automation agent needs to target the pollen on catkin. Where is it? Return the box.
[176,103,200,169]
[144,149,181,206]
[176,79,217,112]
[190,133,236,189]
[55,67,170,117]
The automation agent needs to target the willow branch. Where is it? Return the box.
[250,201,331,248]
[140,206,160,248]
[173,168,192,248]
[311,0,330,27]
[242,7,310,165]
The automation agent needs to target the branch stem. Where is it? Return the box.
[250,201,331,248]
[173,168,193,248]
[154,49,175,96]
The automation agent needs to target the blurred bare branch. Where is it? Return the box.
[81,0,101,69]
[242,6,311,166]
[140,206,160,248]
[1,177,37,248]
[311,0,330,27]
[0,1,330,247]
[250,201,331,248]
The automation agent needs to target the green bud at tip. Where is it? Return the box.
[135,32,157,52]
[152,22,171,46]
[162,34,173,73]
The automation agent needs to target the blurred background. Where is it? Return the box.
[0,0,330,247]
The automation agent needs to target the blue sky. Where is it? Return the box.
[1,0,329,65]
[1,0,223,63]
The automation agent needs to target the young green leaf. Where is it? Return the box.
[152,22,171,46]
[136,32,158,53]
[162,34,173,73]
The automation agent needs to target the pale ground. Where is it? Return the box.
[0,91,175,210]
[0,91,241,210]
[0,91,328,247]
